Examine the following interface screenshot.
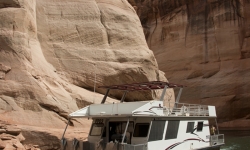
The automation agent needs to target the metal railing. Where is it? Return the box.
[210,134,224,146]
[122,143,147,150]
[61,140,148,150]
[163,102,209,116]
[62,135,225,150]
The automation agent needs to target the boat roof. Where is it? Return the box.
[69,100,217,118]
[98,81,185,91]
[68,81,217,119]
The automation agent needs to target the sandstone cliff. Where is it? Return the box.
[0,0,172,149]
[0,0,169,126]
[129,0,250,129]
[1,0,250,149]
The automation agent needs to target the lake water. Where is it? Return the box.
[220,130,250,150]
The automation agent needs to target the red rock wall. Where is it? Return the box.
[129,0,250,129]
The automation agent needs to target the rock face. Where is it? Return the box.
[0,0,174,147]
[0,0,175,148]
[35,0,170,101]
[0,0,170,127]
[0,120,26,150]
[129,0,250,129]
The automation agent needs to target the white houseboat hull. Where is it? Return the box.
[61,81,224,150]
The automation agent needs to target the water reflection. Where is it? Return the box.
[220,130,250,150]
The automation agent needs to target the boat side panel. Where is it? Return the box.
[87,118,214,150]
[89,102,148,116]
[132,101,164,116]
[147,120,211,150]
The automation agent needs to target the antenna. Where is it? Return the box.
[93,64,97,103]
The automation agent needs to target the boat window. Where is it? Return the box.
[148,120,166,141]
[197,122,203,132]
[109,121,134,143]
[90,123,104,136]
[165,120,180,140]
[133,123,150,137]
[186,122,195,133]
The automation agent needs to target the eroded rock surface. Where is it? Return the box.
[0,120,83,150]
[129,0,250,129]
[0,0,173,149]
[0,121,26,150]
[36,0,171,101]
[0,0,170,126]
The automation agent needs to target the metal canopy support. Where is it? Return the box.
[61,118,70,149]
[175,87,183,103]
[215,118,219,134]
[160,85,168,101]
[101,88,110,104]
[61,119,70,140]
[175,87,183,108]
[121,118,129,144]
[120,91,128,103]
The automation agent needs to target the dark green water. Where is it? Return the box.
[220,130,250,150]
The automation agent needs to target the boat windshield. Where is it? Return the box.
[90,123,104,136]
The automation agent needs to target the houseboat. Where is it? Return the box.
[61,81,224,150]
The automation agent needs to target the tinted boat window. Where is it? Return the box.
[109,121,134,143]
[90,123,104,136]
[186,122,195,133]
[165,120,180,140]
[133,123,150,137]
[148,120,166,141]
[197,122,203,132]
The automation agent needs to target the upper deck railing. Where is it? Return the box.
[163,102,210,117]
[210,134,224,146]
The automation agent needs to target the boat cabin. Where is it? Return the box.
[61,81,224,150]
